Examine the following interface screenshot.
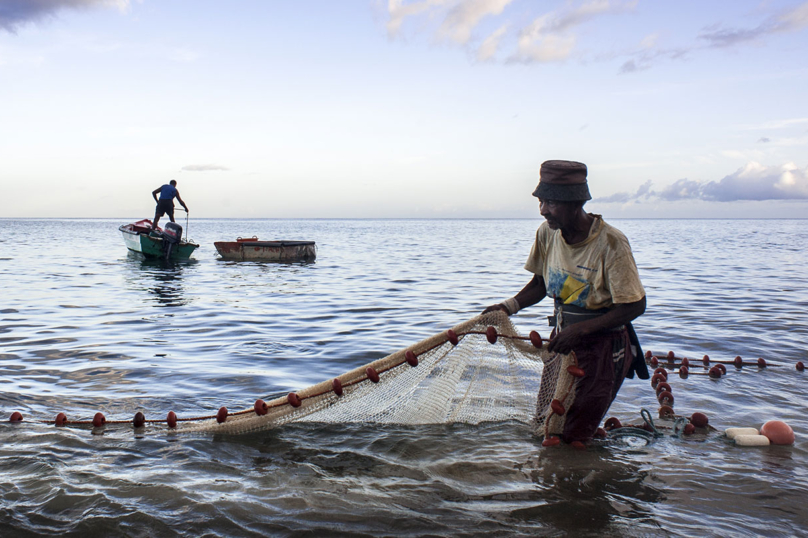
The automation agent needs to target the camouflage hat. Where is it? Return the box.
[532,160,591,202]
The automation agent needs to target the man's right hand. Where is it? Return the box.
[482,304,508,315]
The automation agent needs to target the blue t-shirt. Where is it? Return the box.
[159,184,178,200]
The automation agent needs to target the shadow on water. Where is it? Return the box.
[123,252,198,307]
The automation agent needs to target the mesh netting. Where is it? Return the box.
[180,311,576,436]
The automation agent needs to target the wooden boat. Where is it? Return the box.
[119,219,199,260]
[214,236,316,262]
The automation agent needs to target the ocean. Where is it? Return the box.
[1,218,806,536]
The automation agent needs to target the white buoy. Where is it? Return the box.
[725,427,759,439]
[734,434,770,447]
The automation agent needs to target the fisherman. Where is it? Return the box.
[484,160,648,443]
[151,179,189,230]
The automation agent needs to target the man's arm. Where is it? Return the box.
[175,191,188,211]
[152,187,161,203]
[547,296,646,354]
[483,274,547,314]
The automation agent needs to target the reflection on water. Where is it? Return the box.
[124,252,197,307]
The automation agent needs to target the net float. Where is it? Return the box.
[679,365,689,378]
[681,357,690,367]
[797,361,805,372]
[683,423,695,435]
[254,399,268,416]
[667,351,675,361]
[594,427,607,439]
[216,406,228,423]
[645,350,652,359]
[653,367,668,379]
[657,390,674,406]
[658,405,675,419]
[529,331,542,348]
[365,367,380,383]
[55,412,67,427]
[650,356,658,367]
[447,329,459,346]
[708,366,722,379]
[703,355,710,365]
[604,417,622,431]
[9,412,23,423]
[734,356,743,368]
[93,412,106,428]
[715,363,727,375]
[167,411,177,428]
[651,373,667,388]
[571,441,586,450]
[655,382,672,396]
[760,420,795,445]
[757,358,767,368]
[550,399,566,416]
[690,412,709,428]
[332,378,343,397]
[542,436,561,447]
[133,412,145,428]
[566,365,585,378]
[287,393,302,408]
[734,434,770,446]
[405,350,418,367]
[725,427,759,439]
[486,326,498,344]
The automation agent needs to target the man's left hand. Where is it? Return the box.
[547,323,588,354]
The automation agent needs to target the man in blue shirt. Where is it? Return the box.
[151,179,189,230]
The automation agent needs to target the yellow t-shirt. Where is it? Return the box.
[524,215,645,310]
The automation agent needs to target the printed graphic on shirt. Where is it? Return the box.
[547,268,590,307]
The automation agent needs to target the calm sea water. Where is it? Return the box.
[1,218,806,537]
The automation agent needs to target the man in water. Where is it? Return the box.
[484,160,647,443]
[151,179,189,230]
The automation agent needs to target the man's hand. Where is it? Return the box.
[482,304,508,315]
[547,323,588,354]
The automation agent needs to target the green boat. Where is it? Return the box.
[119,219,199,260]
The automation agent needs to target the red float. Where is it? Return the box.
[690,412,709,428]
[650,356,658,367]
[9,412,23,423]
[658,405,675,419]
[92,412,106,428]
[447,329,459,346]
[594,427,607,439]
[757,358,767,368]
[681,357,690,367]
[716,363,727,375]
[55,412,67,427]
[332,378,344,397]
[645,350,652,359]
[760,420,795,445]
[683,423,696,435]
[667,351,675,361]
[734,356,743,368]
[797,362,805,372]
[133,412,146,428]
[405,350,418,367]
[550,399,566,416]
[679,365,689,379]
[651,373,667,388]
[167,411,178,428]
[542,436,561,447]
[657,391,674,406]
[217,407,228,423]
[708,366,722,378]
[486,326,498,344]
[655,381,672,396]
[702,354,710,365]
[604,417,622,431]
[287,393,302,408]
[529,331,542,348]
[653,367,668,379]
[254,399,268,416]
[366,367,380,383]
[566,365,585,378]
[571,441,586,450]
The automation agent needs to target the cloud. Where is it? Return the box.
[438,0,513,44]
[181,164,230,172]
[0,0,130,33]
[758,137,770,143]
[698,2,808,48]
[594,162,808,204]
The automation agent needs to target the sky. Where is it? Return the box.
[1,0,807,218]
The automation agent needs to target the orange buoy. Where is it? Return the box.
[486,326,498,344]
[655,381,672,396]
[405,350,418,367]
[708,366,722,378]
[447,329,459,346]
[167,411,178,428]
[332,378,343,397]
[55,412,67,427]
[657,390,674,406]
[702,354,710,365]
[529,331,542,348]
[133,412,146,428]
[734,356,743,368]
[254,399,268,416]
[683,423,696,435]
[566,365,585,378]
[604,417,622,431]
[217,406,228,423]
[365,367,380,383]
[658,405,675,419]
[92,412,106,428]
[690,412,709,428]
[542,436,561,447]
[287,393,302,408]
[760,420,795,445]
[9,411,23,423]
[757,358,767,368]
[679,365,689,378]
[797,362,805,372]
[550,399,566,416]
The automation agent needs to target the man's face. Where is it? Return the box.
[539,199,579,230]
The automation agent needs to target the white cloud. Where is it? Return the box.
[0,0,131,33]
[438,0,513,44]
[181,164,230,172]
[477,23,508,60]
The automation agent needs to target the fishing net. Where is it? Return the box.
[180,311,577,436]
